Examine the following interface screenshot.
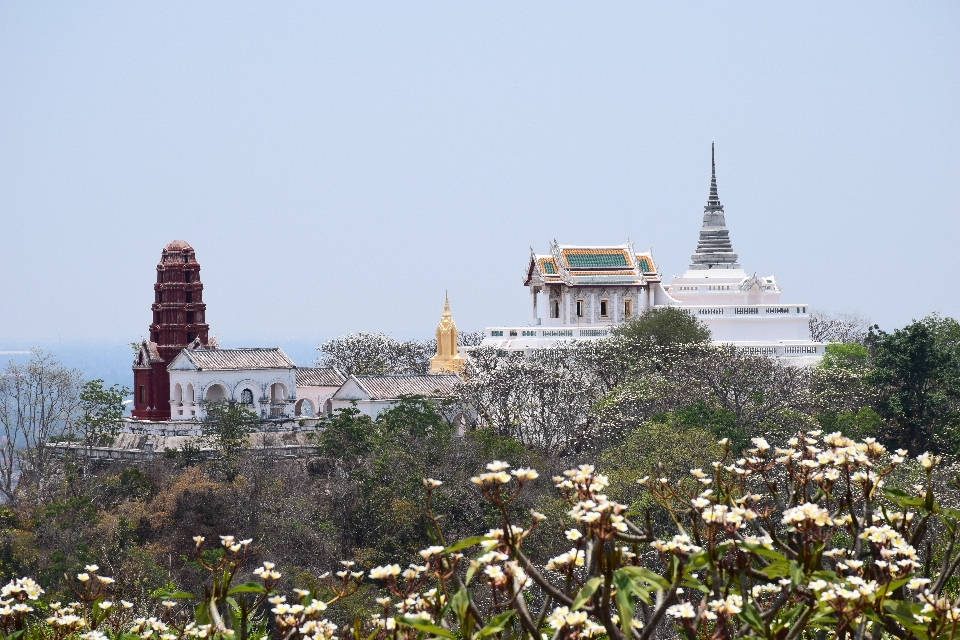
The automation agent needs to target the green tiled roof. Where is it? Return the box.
[542,260,557,274]
[637,258,653,272]
[565,253,628,268]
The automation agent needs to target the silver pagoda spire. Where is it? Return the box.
[689,142,740,270]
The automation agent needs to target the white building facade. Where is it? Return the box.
[295,367,347,418]
[481,144,825,363]
[329,374,461,420]
[167,347,298,421]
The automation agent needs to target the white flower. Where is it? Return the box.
[511,468,539,482]
[369,565,401,580]
[565,529,583,541]
[916,453,937,469]
[547,606,570,630]
[418,546,445,559]
[781,503,832,530]
[486,461,510,472]
[666,603,697,619]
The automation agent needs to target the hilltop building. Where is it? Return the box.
[132,240,210,420]
[661,144,811,345]
[166,347,297,421]
[481,144,824,362]
[295,367,348,417]
[131,246,463,425]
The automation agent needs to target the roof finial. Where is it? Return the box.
[708,141,720,205]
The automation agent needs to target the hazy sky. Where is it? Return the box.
[2,2,958,348]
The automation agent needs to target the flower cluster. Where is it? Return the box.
[546,606,605,638]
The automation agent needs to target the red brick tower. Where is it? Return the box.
[132,240,210,420]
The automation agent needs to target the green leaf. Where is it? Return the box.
[737,603,766,635]
[883,600,929,636]
[155,590,196,600]
[789,561,804,587]
[882,488,925,508]
[450,589,471,628]
[759,560,791,580]
[443,536,491,554]
[476,611,516,638]
[619,566,671,590]
[396,617,456,639]
[742,545,786,561]
[612,571,635,636]
[570,577,602,611]
[228,582,267,595]
[939,507,960,522]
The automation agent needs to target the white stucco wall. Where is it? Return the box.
[168,367,297,421]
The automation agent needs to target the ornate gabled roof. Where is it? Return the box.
[133,339,163,368]
[738,273,781,293]
[689,143,741,271]
[296,367,347,387]
[172,348,295,371]
[349,374,460,400]
[524,241,658,286]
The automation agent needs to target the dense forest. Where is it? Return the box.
[1,309,959,639]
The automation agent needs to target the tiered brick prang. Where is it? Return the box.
[132,240,209,420]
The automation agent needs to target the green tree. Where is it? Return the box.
[819,341,869,370]
[75,379,129,450]
[315,405,375,463]
[613,306,711,349]
[866,314,960,454]
[199,400,261,481]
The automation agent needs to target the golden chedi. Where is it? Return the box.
[429,293,465,375]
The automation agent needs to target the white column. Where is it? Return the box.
[531,288,540,325]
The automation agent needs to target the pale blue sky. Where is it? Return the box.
[2,2,958,349]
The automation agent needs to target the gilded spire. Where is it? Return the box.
[430,292,464,375]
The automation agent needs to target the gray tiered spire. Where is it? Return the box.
[689,142,741,270]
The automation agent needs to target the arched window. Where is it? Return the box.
[240,389,254,405]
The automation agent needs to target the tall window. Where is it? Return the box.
[551,301,560,318]
[576,300,584,317]
[184,271,192,283]
[187,311,195,323]
[240,389,254,405]
[138,385,145,404]
[185,291,193,303]
[600,300,608,317]
[624,299,633,317]
[187,332,196,343]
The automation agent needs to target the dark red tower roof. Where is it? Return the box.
[132,241,210,420]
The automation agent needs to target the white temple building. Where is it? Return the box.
[167,347,299,421]
[481,144,825,363]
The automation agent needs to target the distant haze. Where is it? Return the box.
[2,3,958,357]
